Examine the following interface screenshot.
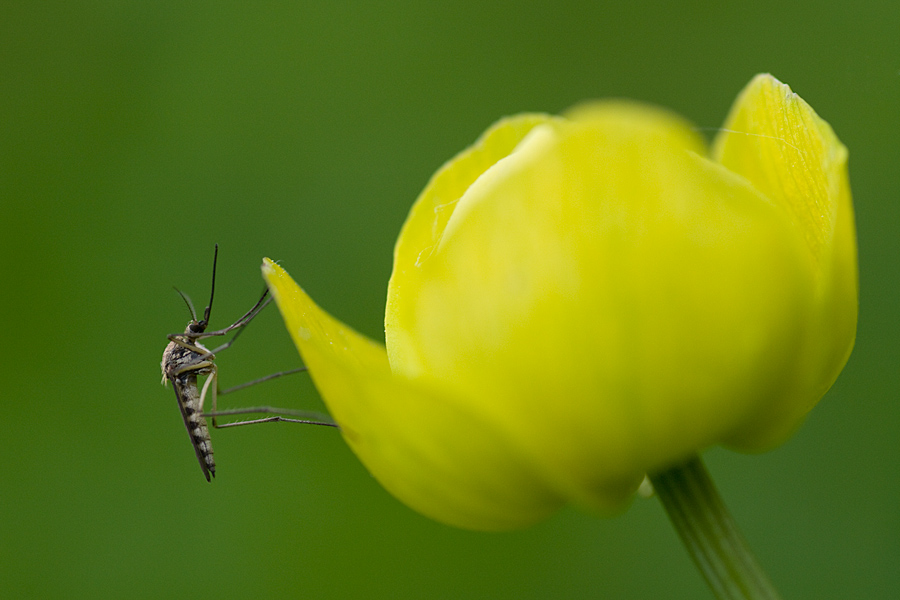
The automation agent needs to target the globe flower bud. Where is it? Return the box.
[263,74,856,531]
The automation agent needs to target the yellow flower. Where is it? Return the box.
[263,74,857,531]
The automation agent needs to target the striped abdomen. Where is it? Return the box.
[173,373,216,481]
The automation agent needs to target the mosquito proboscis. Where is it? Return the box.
[160,244,337,481]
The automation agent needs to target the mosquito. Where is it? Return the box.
[160,244,338,481]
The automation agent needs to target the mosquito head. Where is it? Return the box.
[173,244,218,335]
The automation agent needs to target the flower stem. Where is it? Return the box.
[649,455,782,600]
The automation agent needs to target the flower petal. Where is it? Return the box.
[386,113,561,376]
[383,103,816,505]
[712,74,857,448]
[263,259,564,530]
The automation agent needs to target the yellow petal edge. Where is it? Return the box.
[263,259,565,530]
[712,74,857,448]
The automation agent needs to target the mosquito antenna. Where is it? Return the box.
[201,243,219,327]
[174,287,198,322]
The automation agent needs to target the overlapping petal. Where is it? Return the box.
[712,74,857,448]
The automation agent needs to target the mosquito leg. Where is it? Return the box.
[198,364,217,414]
[217,368,308,396]
[165,333,235,369]
[166,334,213,356]
[178,299,271,361]
[171,358,214,379]
[204,406,338,428]
[202,334,242,359]
[166,327,238,364]
[206,367,320,429]
[167,290,272,371]
[212,416,339,428]
[166,336,225,377]
[210,291,271,336]
[190,293,272,341]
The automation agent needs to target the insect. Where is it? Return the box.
[161,245,337,481]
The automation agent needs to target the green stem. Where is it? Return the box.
[649,455,783,600]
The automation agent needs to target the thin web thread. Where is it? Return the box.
[694,127,802,154]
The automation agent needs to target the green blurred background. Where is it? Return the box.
[1,1,897,598]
